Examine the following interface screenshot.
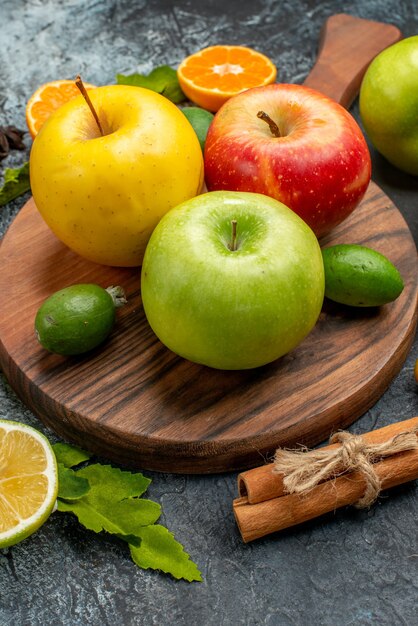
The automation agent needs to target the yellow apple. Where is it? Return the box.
[30,85,204,266]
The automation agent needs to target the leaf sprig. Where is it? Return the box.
[116,65,186,103]
[0,162,30,207]
[53,442,202,582]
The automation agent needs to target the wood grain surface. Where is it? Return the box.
[303,13,401,107]
[0,15,415,473]
[0,181,416,472]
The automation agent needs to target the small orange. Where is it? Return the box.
[177,45,277,112]
[26,79,96,138]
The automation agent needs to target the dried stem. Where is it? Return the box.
[257,110,281,137]
[229,219,238,251]
[75,75,104,136]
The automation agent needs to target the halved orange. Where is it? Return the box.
[26,79,96,138]
[177,45,277,112]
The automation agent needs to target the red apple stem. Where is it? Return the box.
[229,219,238,251]
[75,75,104,136]
[257,110,281,138]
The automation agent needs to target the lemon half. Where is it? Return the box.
[0,420,58,549]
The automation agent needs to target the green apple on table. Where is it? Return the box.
[359,36,418,176]
[141,191,325,370]
[30,84,204,267]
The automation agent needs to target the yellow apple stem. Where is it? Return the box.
[229,219,238,251]
[257,111,281,137]
[75,75,104,136]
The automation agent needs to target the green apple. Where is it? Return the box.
[359,36,418,175]
[141,191,324,370]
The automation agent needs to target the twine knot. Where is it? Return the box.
[274,427,418,508]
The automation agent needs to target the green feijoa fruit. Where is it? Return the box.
[35,284,127,355]
[321,244,404,307]
[181,106,214,152]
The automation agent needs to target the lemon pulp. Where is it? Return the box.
[0,421,58,549]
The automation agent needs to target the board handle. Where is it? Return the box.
[303,13,402,108]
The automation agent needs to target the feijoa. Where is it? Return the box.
[35,284,126,355]
[321,244,404,307]
[181,106,214,152]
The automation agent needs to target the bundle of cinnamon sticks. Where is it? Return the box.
[233,416,418,543]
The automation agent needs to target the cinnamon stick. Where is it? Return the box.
[238,416,418,504]
[233,417,418,543]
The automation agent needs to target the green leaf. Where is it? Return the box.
[53,442,91,468]
[116,534,141,548]
[56,464,160,536]
[57,463,90,500]
[77,464,151,498]
[116,66,186,103]
[130,525,202,582]
[161,80,186,105]
[52,453,201,581]
[0,162,31,206]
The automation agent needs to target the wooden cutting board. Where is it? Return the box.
[0,15,416,473]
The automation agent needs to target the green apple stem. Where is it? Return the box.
[75,75,104,136]
[257,111,281,138]
[229,219,238,251]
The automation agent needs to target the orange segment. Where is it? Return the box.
[26,79,96,138]
[177,45,277,112]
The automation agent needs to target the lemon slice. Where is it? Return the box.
[0,420,58,549]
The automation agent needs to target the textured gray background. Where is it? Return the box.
[1,1,418,625]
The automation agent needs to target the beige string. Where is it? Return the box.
[273,427,418,508]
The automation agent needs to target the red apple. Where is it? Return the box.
[204,84,371,238]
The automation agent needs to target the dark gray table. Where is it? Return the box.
[1,2,417,625]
